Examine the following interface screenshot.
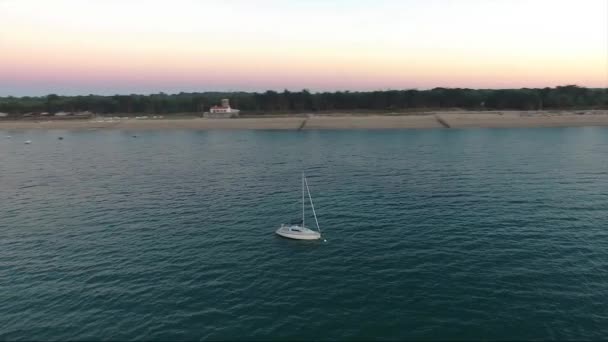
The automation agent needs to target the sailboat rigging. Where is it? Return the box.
[275,173,322,240]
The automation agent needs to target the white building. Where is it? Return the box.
[205,99,240,118]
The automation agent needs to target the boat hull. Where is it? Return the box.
[275,225,321,240]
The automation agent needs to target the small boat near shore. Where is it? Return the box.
[276,173,322,241]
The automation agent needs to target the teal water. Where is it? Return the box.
[1,128,608,340]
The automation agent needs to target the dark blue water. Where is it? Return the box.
[1,128,608,340]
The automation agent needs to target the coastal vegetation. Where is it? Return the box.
[0,86,606,117]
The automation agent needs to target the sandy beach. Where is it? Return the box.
[434,111,608,128]
[1,111,607,130]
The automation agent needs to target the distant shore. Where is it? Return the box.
[1,110,608,130]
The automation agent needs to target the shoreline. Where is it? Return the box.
[1,110,608,130]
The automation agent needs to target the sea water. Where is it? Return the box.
[1,128,608,340]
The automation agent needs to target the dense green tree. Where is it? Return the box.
[1,86,606,117]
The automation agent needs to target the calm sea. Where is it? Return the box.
[1,128,608,340]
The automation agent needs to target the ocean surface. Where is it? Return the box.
[1,127,608,340]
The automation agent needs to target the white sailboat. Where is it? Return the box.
[275,173,322,240]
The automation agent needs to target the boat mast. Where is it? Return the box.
[302,172,305,228]
[304,176,321,233]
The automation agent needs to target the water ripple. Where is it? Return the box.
[1,128,608,340]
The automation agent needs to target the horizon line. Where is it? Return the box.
[2,85,606,98]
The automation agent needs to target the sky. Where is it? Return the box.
[0,0,607,96]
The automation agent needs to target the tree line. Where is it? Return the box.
[0,85,606,117]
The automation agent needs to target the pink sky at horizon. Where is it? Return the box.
[1,0,606,96]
